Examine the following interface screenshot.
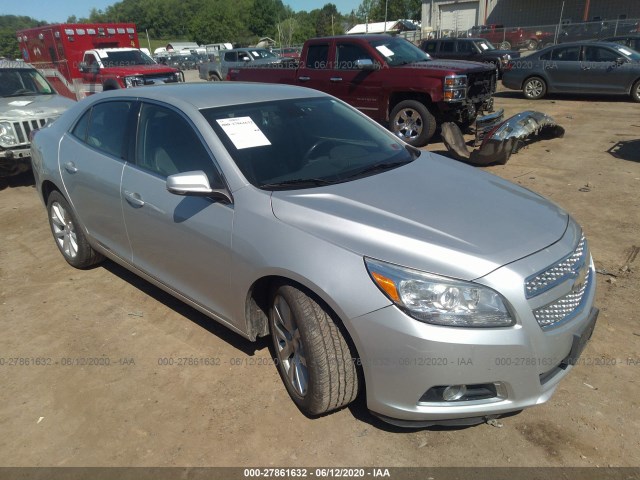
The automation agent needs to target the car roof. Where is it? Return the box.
[542,40,631,48]
[86,82,326,110]
[602,34,640,39]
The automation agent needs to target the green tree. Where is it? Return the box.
[0,15,47,60]
[248,0,287,38]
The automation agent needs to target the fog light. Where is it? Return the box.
[443,385,467,401]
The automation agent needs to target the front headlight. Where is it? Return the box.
[124,75,144,87]
[365,258,515,327]
[444,75,467,88]
[0,121,18,147]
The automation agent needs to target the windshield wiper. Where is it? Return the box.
[260,178,335,190]
[342,159,412,180]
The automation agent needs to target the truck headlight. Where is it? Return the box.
[0,121,18,147]
[124,75,144,87]
[444,75,467,88]
[365,258,515,327]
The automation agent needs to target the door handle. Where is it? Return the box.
[124,190,145,207]
[298,76,310,82]
[330,77,343,82]
[63,161,78,174]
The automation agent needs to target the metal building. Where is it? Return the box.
[422,0,640,35]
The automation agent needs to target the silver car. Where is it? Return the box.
[31,83,598,427]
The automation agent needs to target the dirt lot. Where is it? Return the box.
[0,71,639,469]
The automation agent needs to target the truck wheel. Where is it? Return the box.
[47,191,103,269]
[269,283,359,416]
[522,76,547,100]
[208,73,221,82]
[499,41,511,50]
[389,100,436,147]
[525,39,538,50]
[631,79,640,103]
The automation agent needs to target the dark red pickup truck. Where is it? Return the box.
[227,35,496,146]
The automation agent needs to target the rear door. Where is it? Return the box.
[59,100,133,259]
[295,40,335,93]
[546,45,582,92]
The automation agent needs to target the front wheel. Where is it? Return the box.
[389,100,437,147]
[47,191,103,269]
[631,79,640,103]
[208,73,221,82]
[499,41,512,50]
[522,76,547,100]
[269,283,359,416]
[525,39,538,50]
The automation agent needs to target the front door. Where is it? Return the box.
[120,102,235,321]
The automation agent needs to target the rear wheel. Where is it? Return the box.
[47,191,103,269]
[525,39,538,50]
[499,41,511,50]
[522,76,547,100]
[389,100,437,147]
[269,283,358,416]
[631,79,640,103]
[208,73,221,81]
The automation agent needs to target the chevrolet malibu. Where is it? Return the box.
[30,83,598,427]
[502,41,640,102]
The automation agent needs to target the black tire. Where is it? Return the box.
[525,39,538,51]
[522,76,547,100]
[208,73,221,81]
[631,79,640,103]
[389,100,437,147]
[46,191,104,269]
[269,283,358,416]
[499,41,511,50]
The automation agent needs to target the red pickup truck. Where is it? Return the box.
[467,24,555,51]
[227,35,496,147]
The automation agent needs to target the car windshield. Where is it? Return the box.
[249,49,278,60]
[475,40,496,51]
[201,97,418,190]
[368,37,431,66]
[0,68,55,97]
[614,45,640,61]
[101,50,157,67]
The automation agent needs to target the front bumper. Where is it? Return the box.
[0,148,32,177]
[348,229,597,426]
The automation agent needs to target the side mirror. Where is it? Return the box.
[355,58,376,70]
[166,171,232,203]
[79,62,99,74]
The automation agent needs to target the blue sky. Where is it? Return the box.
[3,0,362,24]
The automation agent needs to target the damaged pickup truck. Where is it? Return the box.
[0,61,74,177]
[226,35,496,147]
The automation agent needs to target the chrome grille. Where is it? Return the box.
[533,270,591,329]
[12,117,54,145]
[525,235,587,298]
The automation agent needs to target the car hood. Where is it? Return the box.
[0,94,75,119]
[100,64,179,75]
[271,153,568,281]
[405,59,494,74]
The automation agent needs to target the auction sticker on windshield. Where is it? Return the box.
[216,117,272,149]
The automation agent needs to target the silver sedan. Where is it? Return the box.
[31,83,598,427]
